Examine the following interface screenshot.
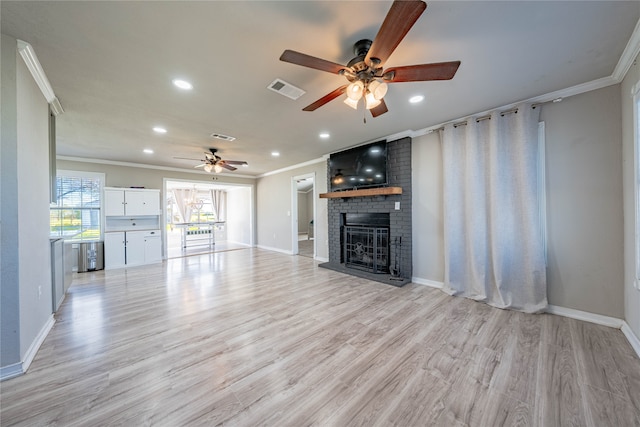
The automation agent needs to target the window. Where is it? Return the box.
[50,170,104,241]
[634,82,640,289]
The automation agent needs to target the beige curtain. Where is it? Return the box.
[442,103,547,313]
[210,189,227,221]
[172,189,194,223]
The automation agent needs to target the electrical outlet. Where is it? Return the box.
[395,202,400,210]
[38,285,42,299]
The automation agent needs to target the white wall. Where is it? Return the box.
[226,186,253,246]
[622,53,640,338]
[256,161,328,260]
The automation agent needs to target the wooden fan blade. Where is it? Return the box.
[370,98,388,118]
[383,61,461,82]
[303,85,348,111]
[280,50,348,75]
[365,0,427,68]
[222,160,248,166]
[218,162,237,171]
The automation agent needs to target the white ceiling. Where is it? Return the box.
[2,1,638,176]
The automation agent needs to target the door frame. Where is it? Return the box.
[291,172,316,257]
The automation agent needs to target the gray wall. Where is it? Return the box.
[622,53,640,337]
[1,34,53,372]
[1,34,22,369]
[297,191,310,234]
[410,85,626,318]
[411,131,445,284]
[256,160,328,260]
[541,85,624,318]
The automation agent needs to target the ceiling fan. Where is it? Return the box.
[279,0,460,118]
[174,148,248,173]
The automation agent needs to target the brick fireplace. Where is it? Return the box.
[320,137,412,286]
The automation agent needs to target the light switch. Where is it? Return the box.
[395,202,400,210]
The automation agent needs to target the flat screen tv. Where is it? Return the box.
[329,140,388,192]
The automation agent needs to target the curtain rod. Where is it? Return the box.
[430,98,563,131]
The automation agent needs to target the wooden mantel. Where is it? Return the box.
[319,186,402,199]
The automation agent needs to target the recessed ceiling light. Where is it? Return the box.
[271,151,280,157]
[319,132,330,139]
[409,95,424,104]
[172,79,193,90]
[153,126,167,134]
[143,149,154,154]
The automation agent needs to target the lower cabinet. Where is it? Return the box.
[104,230,161,269]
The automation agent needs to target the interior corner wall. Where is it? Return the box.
[1,34,22,369]
[16,43,54,358]
[226,186,253,246]
[541,84,624,318]
[256,161,328,260]
[622,53,640,337]
[0,33,53,373]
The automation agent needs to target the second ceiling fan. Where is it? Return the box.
[279,0,460,118]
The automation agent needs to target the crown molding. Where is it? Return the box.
[258,157,325,178]
[57,156,256,179]
[613,17,640,82]
[16,40,64,116]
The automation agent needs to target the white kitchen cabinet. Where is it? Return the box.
[104,232,126,269]
[104,230,161,269]
[104,188,160,217]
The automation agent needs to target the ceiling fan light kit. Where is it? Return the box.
[279,0,460,118]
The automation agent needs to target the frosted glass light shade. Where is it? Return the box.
[344,97,359,109]
[346,81,364,100]
[204,164,213,173]
[368,80,388,100]
[365,92,381,109]
[214,164,223,173]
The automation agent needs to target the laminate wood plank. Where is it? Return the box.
[535,343,587,426]
[2,248,640,426]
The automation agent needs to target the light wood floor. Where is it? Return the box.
[1,248,639,426]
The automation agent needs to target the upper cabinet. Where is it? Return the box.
[104,188,160,217]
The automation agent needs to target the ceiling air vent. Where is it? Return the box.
[210,133,236,142]
[268,78,305,100]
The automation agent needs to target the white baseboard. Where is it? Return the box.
[225,240,253,247]
[315,256,329,263]
[412,277,444,289]
[0,362,23,382]
[1,314,55,382]
[621,321,640,358]
[256,245,293,256]
[546,304,624,329]
[22,314,55,373]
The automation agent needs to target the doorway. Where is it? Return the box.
[292,173,315,258]
[164,179,253,258]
